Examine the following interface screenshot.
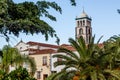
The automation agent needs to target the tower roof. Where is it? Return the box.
[76,9,91,21]
[80,9,88,18]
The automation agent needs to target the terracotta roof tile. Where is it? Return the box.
[60,44,76,51]
[61,44,70,47]
[27,41,59,48]
[23,48,38,51]
[29,49,57,55]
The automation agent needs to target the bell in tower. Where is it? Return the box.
[75,10,92,44]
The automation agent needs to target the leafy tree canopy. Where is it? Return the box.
[0,66,36,80]
[0,45,36,75]
[8,66,36,80]
[52,35,120,80]
[0,0,76,44]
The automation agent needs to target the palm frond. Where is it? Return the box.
[57,48,79,61]
[104,69,120,79]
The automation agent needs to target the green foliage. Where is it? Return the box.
[37,1,62,21]
[103,35,120,69]
[0,45,36,75]
[52,35,120,80]
[0,67,36,80]
[0,0,76,44]
[0,69,9,80]
[0,0,8,18]
[0,1,57,41]
[8,66,36,80]
[8,2,39,20]
[47,71,74,80]
[117,9,120,14]
[45,73,56,80]
[70,0,76,6]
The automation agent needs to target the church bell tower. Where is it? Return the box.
[75,10,92,44]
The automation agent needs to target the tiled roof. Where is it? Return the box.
[23,48,39,51]
[27,41,59,48]
[25,42,103,53]
[60,43,104,51]
[60,44,76,51]
[29,49,57,55]
[61,44,70,47]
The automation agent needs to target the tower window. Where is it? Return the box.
[89,29,91,34]
[87,21,89,26]
[80,21,82,26]
[83,20,85,26]
[79,28,83,35]
[77,21,79,26]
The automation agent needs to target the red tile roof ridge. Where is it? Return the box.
[60,45,76,51]
[29,49,57,55]
[60,44,70,46]
[23,48,39,51]
[27,41,59,48]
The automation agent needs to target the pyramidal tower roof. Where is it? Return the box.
[80,9,88,18]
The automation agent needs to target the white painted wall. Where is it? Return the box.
[16,42,27,51]
[51,52,65,73]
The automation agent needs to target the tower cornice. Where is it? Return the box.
[75,17,92,20]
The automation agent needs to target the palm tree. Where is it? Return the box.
[52,36,100,79]
[0,45,36,76]
[102,35,120,79]
[52,36,120,80]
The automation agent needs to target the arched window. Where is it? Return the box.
[79,28,83,35]
[83,20,85,26]
[43,56,47,66]
[89,29,91,34]
[80,21,82,26]
[77,21,79,26]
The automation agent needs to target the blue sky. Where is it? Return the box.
[0,0,120,49]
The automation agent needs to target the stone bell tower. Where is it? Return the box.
[75,10,92,44]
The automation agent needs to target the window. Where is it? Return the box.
[20,47,22,50]
[80,21,82,26]
[77,21,79,26]
[37,71,41,79]
[83,20,85,26]
[79,28,83,35]
[43,56,47,66]
[88,21,91,26]
[89,29,91,34]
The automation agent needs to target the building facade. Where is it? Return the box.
[15,41,63,80]
[29,52,51,80]
[15,41,76,80]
